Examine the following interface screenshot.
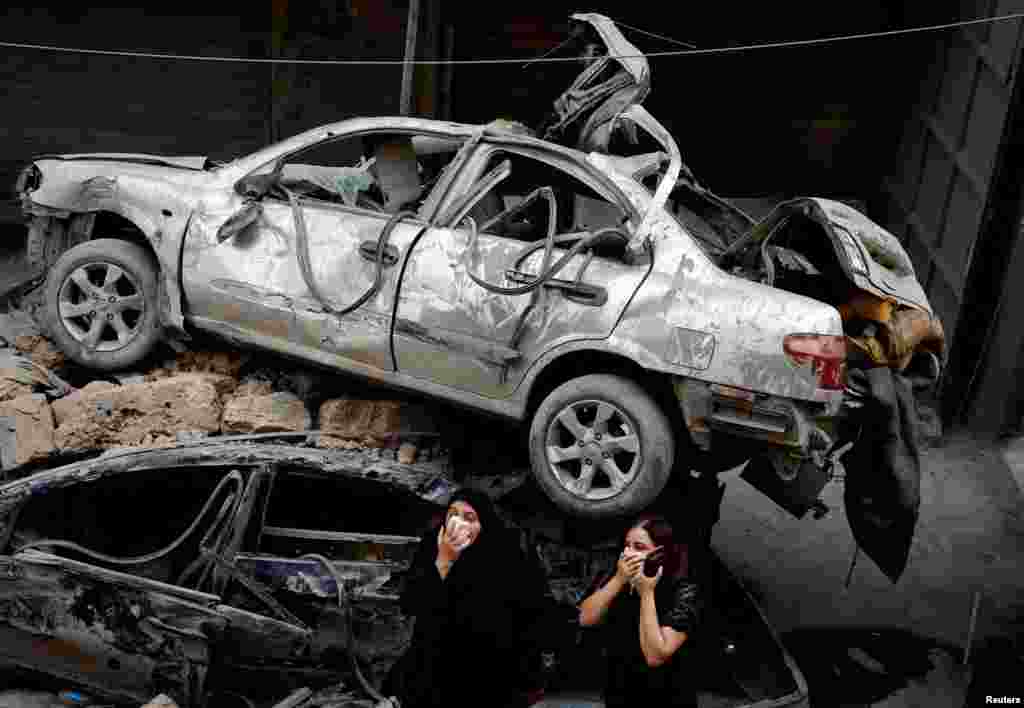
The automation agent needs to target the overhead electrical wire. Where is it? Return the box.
[0,13,1021,65]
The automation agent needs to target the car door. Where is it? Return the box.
[392,142,649,398]
[182,130,466,376]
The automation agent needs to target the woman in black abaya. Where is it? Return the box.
[383,488,549,708]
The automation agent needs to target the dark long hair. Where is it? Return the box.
[629,513,690,580]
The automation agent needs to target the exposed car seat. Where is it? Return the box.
[371,137,423,212]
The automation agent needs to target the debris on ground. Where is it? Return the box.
[318,398,440,449]
[51,373,233,450]
[0,393,57,467]
[221,389,312,434]
[13,334,65,371]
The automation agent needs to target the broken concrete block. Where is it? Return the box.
[317,398,439,448]
[141,696,179,708]
[221,390,312,434]
[13,334,65,370]
[0,393,56,468]
[0,374,32,403]
[52,374,230,450]
[398,441,418,464]
[235,380,274,397]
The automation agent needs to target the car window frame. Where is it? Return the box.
[238,128,470,224]
[3,463,264,595]
[434,141,640,234]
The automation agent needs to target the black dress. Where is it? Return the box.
[384,523,550,708]
[599,577,701,708]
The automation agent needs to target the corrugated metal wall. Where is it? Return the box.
[881,0,1024,413]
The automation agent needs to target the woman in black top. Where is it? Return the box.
[579,514,701,708]
[383,488,549,708]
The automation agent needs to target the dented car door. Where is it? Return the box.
[393,142,650,398]
[182,132,464,376]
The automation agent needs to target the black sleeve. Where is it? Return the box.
[662,581,700,634]
[399,531,447,618]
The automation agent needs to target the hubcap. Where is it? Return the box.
[58,261,145,353]
[545,399,641,501]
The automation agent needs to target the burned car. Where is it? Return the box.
[0,439,453,706]
[0,437,809,707]
[14,14,944,532]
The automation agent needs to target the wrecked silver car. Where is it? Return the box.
[14,14,944,527]
[0,437,809,708]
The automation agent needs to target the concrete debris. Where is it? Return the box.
[235,379,275,397]
[317,398,440,448]
[0,350,72,402]
[0,372,32,403]
[0,393,57,467]
[398,441,418,465]
[13,334,65,370]
[141,695,180,708]
[51,373,231,450]
[221,390,313,434]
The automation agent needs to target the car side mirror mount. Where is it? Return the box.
[234,162,283,199]
[217,201,264,243]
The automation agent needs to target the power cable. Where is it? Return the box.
[0,13,1020,65]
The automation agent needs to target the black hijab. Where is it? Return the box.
[438,488,516,586]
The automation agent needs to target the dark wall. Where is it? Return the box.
[1,1,960,223]
[446,1,951,206]
[0,2,411,223]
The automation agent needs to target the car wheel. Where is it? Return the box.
[44,238,161,371]
[528,374,675,519]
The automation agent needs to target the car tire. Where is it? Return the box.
[528,374,675,519]
[44,238,161,371]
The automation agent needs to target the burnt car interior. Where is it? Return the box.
[271,131,463,216]
[3,463,447,704]
[467,149,630,251]
[8,464,239,585]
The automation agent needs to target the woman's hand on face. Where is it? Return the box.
[616,550,643,583]
[437,523,472,563]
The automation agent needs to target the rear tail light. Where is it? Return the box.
[783,334,847,390]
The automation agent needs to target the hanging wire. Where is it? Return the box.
[521,33,577,69]
[0,12,1021,65]
[611,19,698,49]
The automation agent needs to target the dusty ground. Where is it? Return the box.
[712,429,1024,705]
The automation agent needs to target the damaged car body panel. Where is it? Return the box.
[0,550,225,706]
[20,157,215,336]
[0,439,455,705]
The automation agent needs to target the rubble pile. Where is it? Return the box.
[0,295,464,478]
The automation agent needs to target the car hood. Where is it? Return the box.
[35,152,209,171]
